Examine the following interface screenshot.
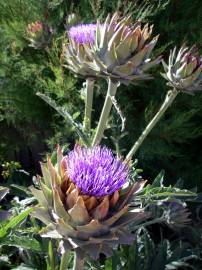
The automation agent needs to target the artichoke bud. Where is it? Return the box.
[26,21,53,49]
[31,145,149,259]
[64,13,161,84]
[162,45,202,92]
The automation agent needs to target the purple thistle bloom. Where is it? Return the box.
[68,24,97,45]
[63,146,129,197]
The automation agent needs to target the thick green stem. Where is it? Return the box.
[73,251,84,270]
[126,89,178,161]
[59,251,69,270]
[92,78,119,146]
[83,79,95,133]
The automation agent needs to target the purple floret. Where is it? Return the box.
[68,24,97,45]
[63,146,129,197]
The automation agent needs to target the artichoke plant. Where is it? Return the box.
[162,46,202,92]
[31,145,149,267]
[65,13,161,85]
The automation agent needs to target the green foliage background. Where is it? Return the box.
[0,0,202,189]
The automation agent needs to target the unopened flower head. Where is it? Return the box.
[62,145,129,197]
[162,46,202,92]
[68,24,97,45]
[27,21,43,35]
[26,21,53,49]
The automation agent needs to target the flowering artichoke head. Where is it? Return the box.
[31,145,149,259]
[162,46,202,92]
[65,13,161,85]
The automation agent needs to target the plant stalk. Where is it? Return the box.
[59,251,69,270]
[73,250,84,270]
[126,89,178,161]
[83,79,95,133]
[92,78,119,146]
[48,241,55,270]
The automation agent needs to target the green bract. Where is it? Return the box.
[65,13,161,85]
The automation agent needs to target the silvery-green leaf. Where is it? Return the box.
[0,187,9,201]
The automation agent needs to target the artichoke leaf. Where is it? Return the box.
[0,187,9,201]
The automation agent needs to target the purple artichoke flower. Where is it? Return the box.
[68,24,97,45]
[62,145,129,197]
[31,145,148,260]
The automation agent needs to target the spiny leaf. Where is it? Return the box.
[150,170,165,188]
[0,235,41,252]
[0,208,33,238]
[36,92,90,146]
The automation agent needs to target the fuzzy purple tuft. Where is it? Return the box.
[63,146,129,197]
[68,24,97,45]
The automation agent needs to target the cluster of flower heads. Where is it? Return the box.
[62,145,129,197]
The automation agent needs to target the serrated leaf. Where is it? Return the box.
[36,92,90,146]
[151,170,165,188]
[1,235,41,252]
[0,208,33,238]
[0,187,9,201]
